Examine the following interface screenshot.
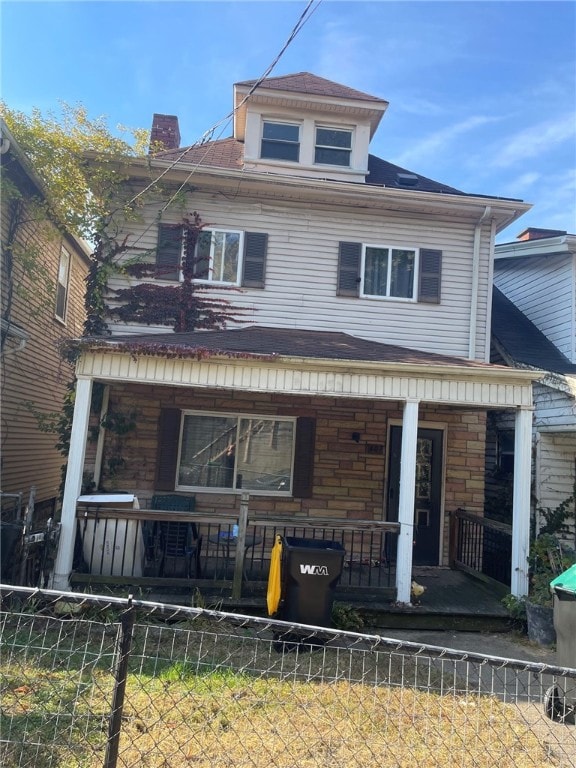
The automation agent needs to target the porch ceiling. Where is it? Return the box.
[73,327,539,408]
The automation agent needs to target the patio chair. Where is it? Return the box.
[146,495,202,578]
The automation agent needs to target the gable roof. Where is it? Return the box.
[492,287,576,374]
[235,72,387,104]
[77,326,506,371]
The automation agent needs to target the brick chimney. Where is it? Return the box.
[517,227,567,241]
[149,114,181,153]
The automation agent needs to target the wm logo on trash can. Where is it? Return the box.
[299,564,329,575]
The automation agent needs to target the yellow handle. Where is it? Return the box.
[266,534,283,616]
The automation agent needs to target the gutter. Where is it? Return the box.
[469,206,492,359]
[85,151,532,229]
[75,341,542,384]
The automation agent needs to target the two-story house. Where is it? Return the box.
[490,228,576,548]
[52,73,537,605]
[1,119,91,571]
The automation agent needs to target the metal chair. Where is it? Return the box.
[146,495,202,578]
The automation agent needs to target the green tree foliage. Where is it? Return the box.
[1,102,148,238]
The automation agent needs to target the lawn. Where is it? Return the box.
[1,614,572,767]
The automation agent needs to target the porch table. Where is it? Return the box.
[208,532,262,580]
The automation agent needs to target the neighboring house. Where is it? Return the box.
[52,73,538,603]
[1,119,91,524]
[491,228,576,548]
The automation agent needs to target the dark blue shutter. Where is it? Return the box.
[337,242,361,296]
[292,417,316,498]
[418,249,442,303]
[155,408,181,491]
[156,225,182,281]
[242,232,268,288]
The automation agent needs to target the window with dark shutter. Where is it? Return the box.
[418,249,442,304]
[337,242,361,297]
[242,232,268,288]
[292,417,316,498]
[155,408,181,491]
[156,225,182,281]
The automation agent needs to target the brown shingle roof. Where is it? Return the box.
[235,72,386,104]
[154,137,243,169]
[82,326,504,370]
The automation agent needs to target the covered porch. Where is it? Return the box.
[53,328,539,606]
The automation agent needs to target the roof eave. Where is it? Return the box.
[111,154,531,229]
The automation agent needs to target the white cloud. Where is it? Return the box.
[392,115,499,167]
[491,115,576,169]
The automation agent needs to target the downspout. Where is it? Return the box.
[93,384,110,490]
[469,206,492,359]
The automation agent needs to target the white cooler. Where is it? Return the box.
[78,494,144,577]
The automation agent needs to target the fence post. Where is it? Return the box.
[104,595,135,768]
[449,509,459,568]
[232,492,250,599]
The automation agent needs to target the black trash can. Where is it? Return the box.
[268,536,345,627]
[545,565,576,723]
[1,521,23,581]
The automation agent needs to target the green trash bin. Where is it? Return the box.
[545,564,576,723]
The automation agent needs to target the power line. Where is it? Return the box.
[127,0,322,210]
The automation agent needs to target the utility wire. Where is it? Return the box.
[128,0,322,210]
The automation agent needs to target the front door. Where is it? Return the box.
[387,426,443,566]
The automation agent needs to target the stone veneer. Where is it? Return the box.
[86,384,487,567]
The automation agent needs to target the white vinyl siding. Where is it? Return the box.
[535,430,576,546]
[494,254,574,362]
[105,194,492,360]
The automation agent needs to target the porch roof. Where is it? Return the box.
[73,326,540,408]
[77,326,507,369]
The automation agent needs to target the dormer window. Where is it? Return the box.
[261,121,300,162]
[315,126,352,167]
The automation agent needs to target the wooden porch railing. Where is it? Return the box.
[72,495,400,600]
[449,508,512,588]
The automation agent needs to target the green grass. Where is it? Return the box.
[1,615,573,768]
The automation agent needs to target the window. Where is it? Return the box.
[156,225,268,288]
[176,412,295,494]
[497,431,515,475]
[195,229,242,284]
[315,127,352,167]
[261,121,300,162]
[337,242,442,303]
[362,245,416,299]
[55,246,71,321]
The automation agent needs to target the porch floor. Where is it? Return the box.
[145,567,513,633]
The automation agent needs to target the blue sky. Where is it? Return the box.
[2,0,575,241]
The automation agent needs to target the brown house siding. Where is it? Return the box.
[1,187,89,509]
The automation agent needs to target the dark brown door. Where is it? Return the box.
[387,426,443,566]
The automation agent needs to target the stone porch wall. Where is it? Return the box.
[85,384,486,566]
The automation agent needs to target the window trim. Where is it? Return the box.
[55,245,71,322]
[360,243,419,302]
[175,409,297,496]
[260,119,301,163]
[193,228,244,287]
[314,125,353,167]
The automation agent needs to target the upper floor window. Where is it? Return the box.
[155,224,268,288]
[315,127,352,167]
[195,229,243,285]
[337,242,442,304]
[55,246,71,321]
[362,245,417,300]
[261,121,300,162]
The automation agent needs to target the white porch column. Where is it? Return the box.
[511,406,533,597]
[396,399,419,604]
[51,376,93,591]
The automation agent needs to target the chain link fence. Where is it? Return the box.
[1,584,575,767]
